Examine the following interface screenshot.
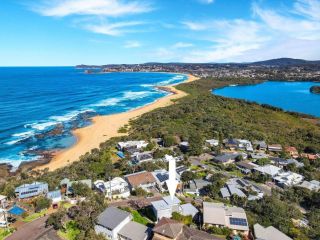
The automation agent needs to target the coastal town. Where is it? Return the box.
[1,134,319,240]
[77,58,320,81]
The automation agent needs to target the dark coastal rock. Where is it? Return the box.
[35,124,64,139]
[0,163,12,179]
[310,85,320,94]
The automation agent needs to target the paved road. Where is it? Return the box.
[6,216,60,240]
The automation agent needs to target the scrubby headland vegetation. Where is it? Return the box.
[130,77,320,153]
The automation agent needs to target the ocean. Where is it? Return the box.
[0,67,187,167]
[213,81,320,117]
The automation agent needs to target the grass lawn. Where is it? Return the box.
[61,202,74,209]
[131,210,150,226]
[212,234,226,239]
[58,221,80,240]
[22,209,47,223]
[0,228,14,240]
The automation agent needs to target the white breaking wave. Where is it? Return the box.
[91,97,122,107]
[12,130,34,138]
[122,91,153,100]
[140,75,186,88]
[27,121,57,131]
[50,109,94,122]
[140,84,154,87]
[23,109,95,133]
[6,130,35,145]
[0,155,40,168]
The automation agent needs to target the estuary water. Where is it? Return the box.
[213,81,320,117]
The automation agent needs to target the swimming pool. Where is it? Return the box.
[8,205,25,216]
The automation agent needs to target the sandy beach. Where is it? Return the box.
[35,74,198,171]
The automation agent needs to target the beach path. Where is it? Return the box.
[35,74,198,171]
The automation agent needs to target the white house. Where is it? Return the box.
[95,207,149,240]
[254,165,282,177]
[47,190,62,204]
[117,141,148,151]
[298,180,320,191]
[268,144,283,152]
[15,182,48,199]
[0,209,7,228]
[94,177,130,199]
[273,171,304,188]
[206,139,219,147]
[236,139,253,152]
[152,169,170,192]
[151,196,198,221]
[0,195,7,209]
[203,202,249,234]
[131,151,153,164]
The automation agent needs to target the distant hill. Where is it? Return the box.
[76,58,320,68]
[250,58,320,66]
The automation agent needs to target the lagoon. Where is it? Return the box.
[213,81,320,117]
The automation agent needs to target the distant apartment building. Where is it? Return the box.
[15,182,48,199]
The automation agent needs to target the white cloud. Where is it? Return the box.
[34,0,152,17]
[181,19,269,62]
[252,1,320,40]
[197,0,215,4]
[293,0,320,21]
[124,40,141,48]
[172,42,193,48]
[31,0,152,37]
[182,21,209,31]
[180,0,320,62]
[84,21,144,36]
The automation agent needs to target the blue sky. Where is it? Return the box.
[1,0,320,66]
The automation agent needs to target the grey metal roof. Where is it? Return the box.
[96,207,131,230]
[214,153,239,162]
[118,221,149,240]
[227,184,247,198]
[180,203,199,217]
[152,196,181,211]
[220,187,231,198]
[47,190,61,199]
[254,223,292,240]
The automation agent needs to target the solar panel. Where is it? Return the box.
[229,217,248,226]
[156,173,169,182]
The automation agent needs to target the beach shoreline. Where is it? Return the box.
[34,74,198,171]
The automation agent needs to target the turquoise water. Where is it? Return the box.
[213,81,320,117]
[0,67,187,166]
